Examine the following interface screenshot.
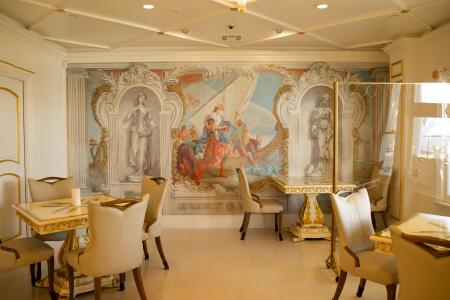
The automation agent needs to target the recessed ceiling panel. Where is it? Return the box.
[411,1,450,28]
[117,32,212,48]
[242,33,338,49]
[0,0,52,27]
[248,0,396,30]
[66,0,225,30]
[36,0,69,6]
[312,13,426,47]
[33,12,147,46]
[186,10,279,47]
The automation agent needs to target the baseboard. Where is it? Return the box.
[161,214,298,229]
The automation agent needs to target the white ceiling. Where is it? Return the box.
[0,0,449,51]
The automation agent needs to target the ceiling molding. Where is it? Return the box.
[42,36,111,49]
[65,49,388,65]
[0,12,66,58]
[348,40,393,49]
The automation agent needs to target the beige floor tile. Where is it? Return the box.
[0,229,391,300]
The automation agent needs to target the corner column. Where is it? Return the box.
[67,69,88,189]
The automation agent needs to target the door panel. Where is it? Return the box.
[0,75,25,241]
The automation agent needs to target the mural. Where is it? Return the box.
[173,71,286,191]
[67,62,383,215]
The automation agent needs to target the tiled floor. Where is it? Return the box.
[0,229,390,300]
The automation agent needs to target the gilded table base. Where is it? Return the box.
[289,193,331,242]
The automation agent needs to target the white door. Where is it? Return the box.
[0,75,25,241]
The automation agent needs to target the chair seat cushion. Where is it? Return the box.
[32,231,68,242]
[258,198,283,213]
[1,238,53,268]
[354,250,398,285]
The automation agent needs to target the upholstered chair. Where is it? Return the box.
[331,188,398,300]
[0,237,55,299]
[65,195,149,300]
[236,168,284,241]
[390,225,450,300]
[367,170,391,229]
[28,176,73,283]
[141,176,169,269]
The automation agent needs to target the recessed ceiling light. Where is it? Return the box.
[316,3,328,10]
[142,3,154,10]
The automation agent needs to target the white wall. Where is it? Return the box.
[384,23,450,219]
[0,14,68,182]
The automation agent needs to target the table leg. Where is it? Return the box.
[288,193,331,242]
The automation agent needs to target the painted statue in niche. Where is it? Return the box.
[118,87,160,182]
[309,92,333,176]
[173,71,285,190]
[123,92,157,182]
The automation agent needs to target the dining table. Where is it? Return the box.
[12,194,118,299]
[370,212,450,253]
[271,176,357,274]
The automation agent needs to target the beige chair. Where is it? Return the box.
[236,168,284,241]
[141,176,169,269]
[367,169,391,229]
[66,196,149,300]
[28,176,73,283]
[0,237,55,299]
[390,225,450,300]
[331,188,398,300]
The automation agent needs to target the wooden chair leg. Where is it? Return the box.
[239,213,247,232]
[142,240,149,260]
[30,264,36,286]
[274,213,279,232]
[132,267,147,300]
[119,273,126,291]
[47,256,56,300]
[36,262,42,282]
[241,213,251,240]
[155,236,169,270]
[94,277,102,300]
[371,212,377,230]
[381,211,389,228]
[386,284,397,300]
[278,212,284,241]
[332,270,347,300]
[356,278,366,297]
[66,264,74,300]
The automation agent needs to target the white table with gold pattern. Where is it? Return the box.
[271,176,356,241]
[370,213,450,253]
[12,195,117,299]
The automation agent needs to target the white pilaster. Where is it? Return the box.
[67,69,88,188]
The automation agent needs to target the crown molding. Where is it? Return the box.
[66,48,388,67]
[0,12,66,59]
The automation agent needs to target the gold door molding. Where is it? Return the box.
[0,173,21,241]
[0,87,20,164]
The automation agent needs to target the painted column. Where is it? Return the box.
[67,70,88,189]
[288,111,302,177]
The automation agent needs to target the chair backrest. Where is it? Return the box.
[78,195,149,277]
[236,168,259,212]
[368,174,391,207]
[390,225,450,300]
[141,176,168,224]
[0,242,16,270]
[28,177,73,202]
[331,188,375,253]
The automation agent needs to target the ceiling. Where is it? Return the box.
[0,0,449,51]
